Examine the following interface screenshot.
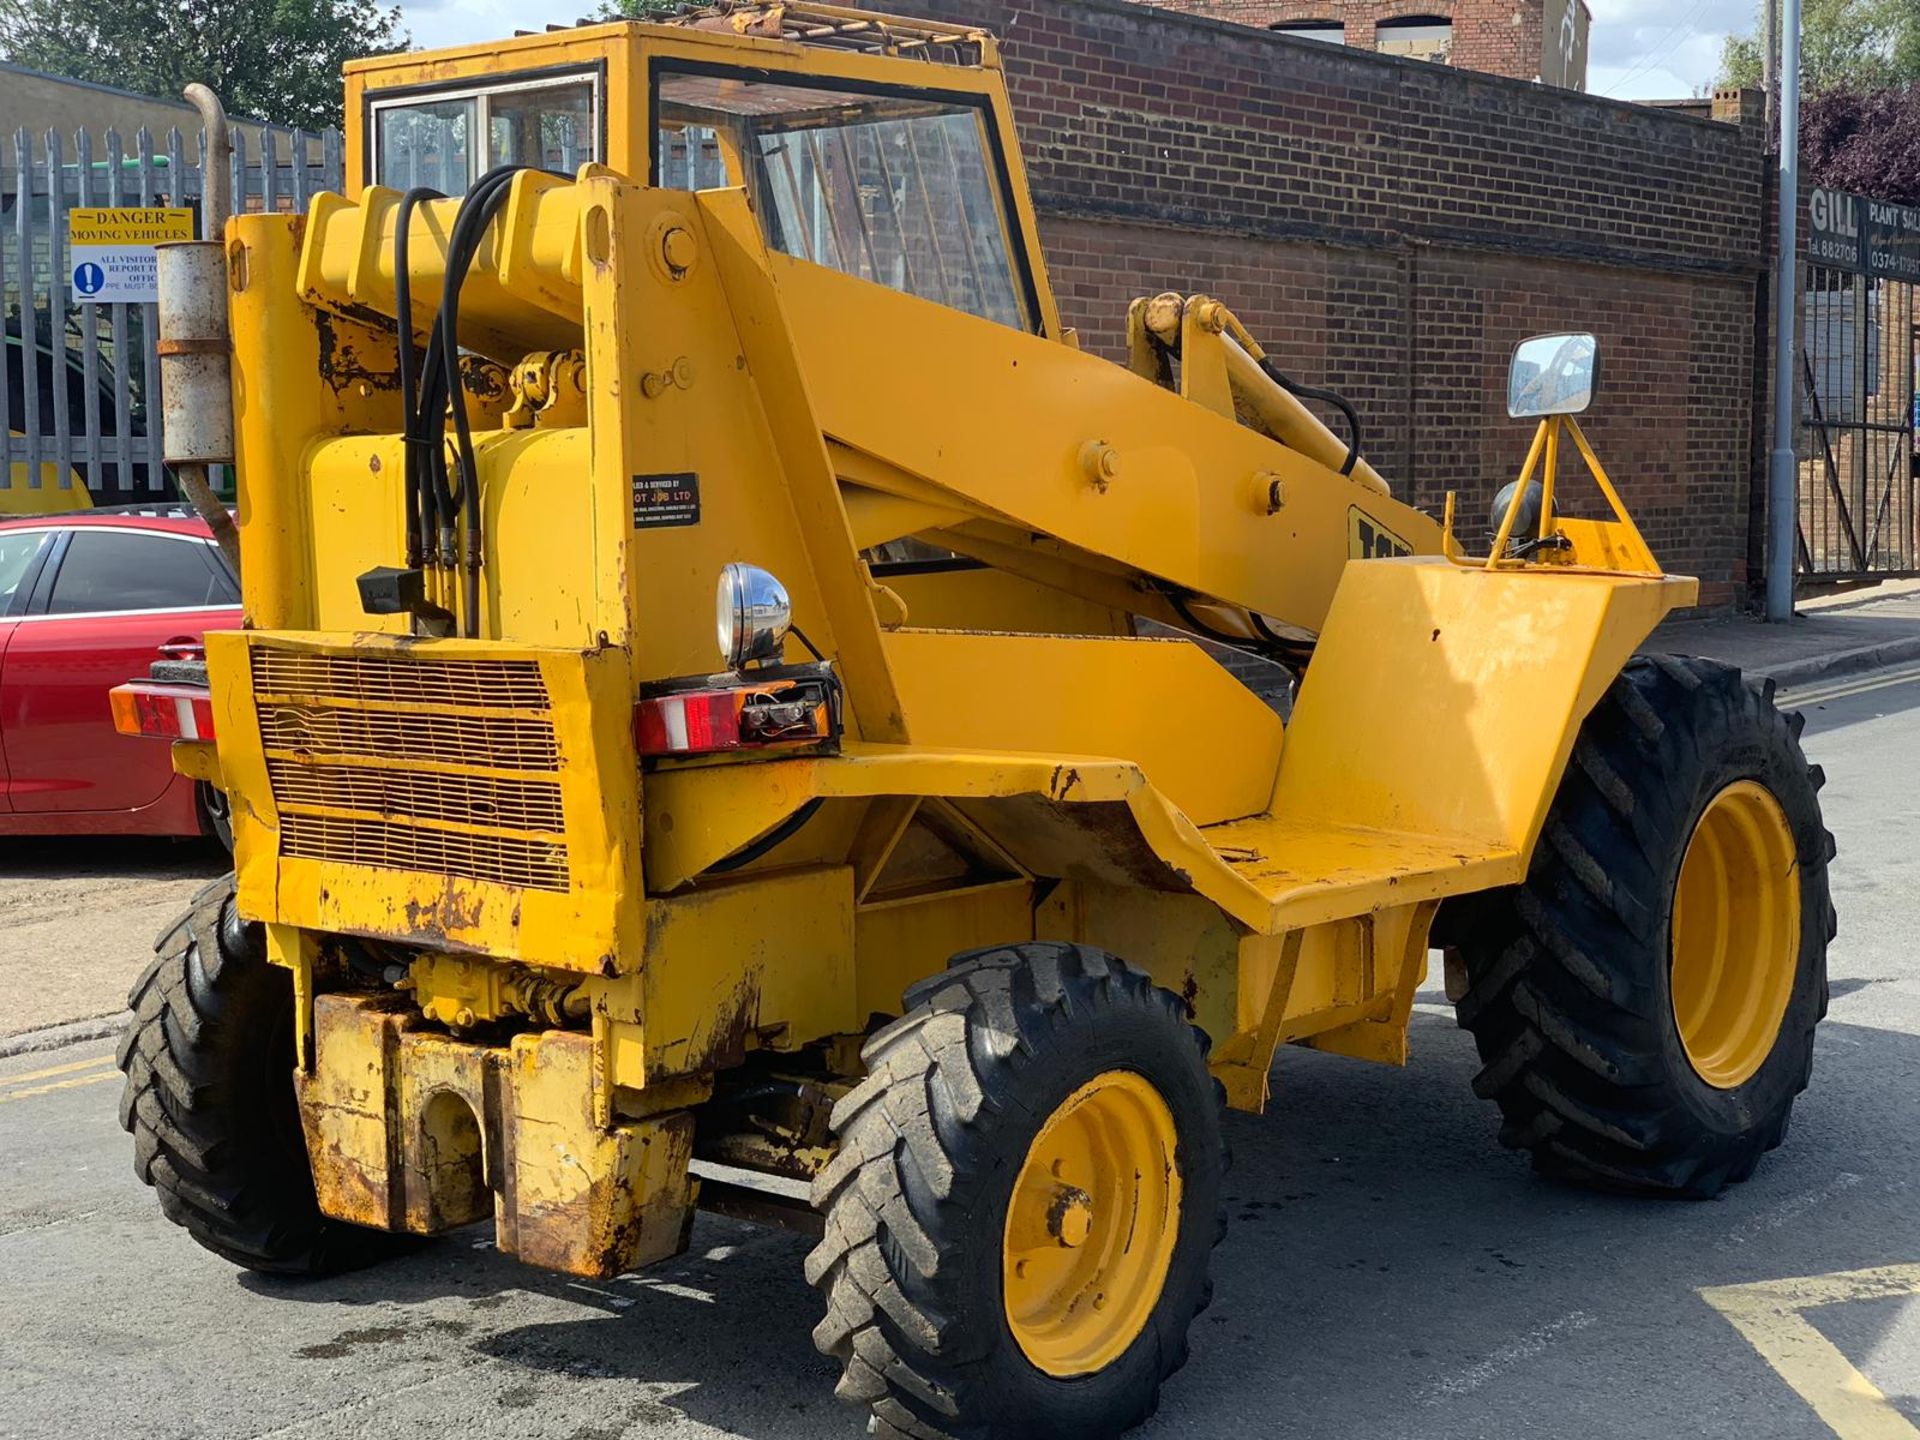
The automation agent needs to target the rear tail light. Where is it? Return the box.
[636,669,839,759]
[109,682,216,741]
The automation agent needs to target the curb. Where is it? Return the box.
[0,1011,129,1060]
[1759,635,1920,692]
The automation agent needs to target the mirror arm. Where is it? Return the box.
[1538,413,1560,545]
[1485,418,1552,570]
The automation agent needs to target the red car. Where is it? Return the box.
[0,508,240,844]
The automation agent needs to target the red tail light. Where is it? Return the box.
[109,682,216,741]
[635,670,839,759]
[636,688,748,755]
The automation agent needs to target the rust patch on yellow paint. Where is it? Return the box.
[311,309,403,396]
[402,881,487,943]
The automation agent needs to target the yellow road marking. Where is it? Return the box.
[1701,1263,1920,1439]
[1786,664,1920,709]
[0,1055,114,1088]
[0,1070,119,1104]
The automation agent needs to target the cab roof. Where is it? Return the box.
[343,1,995,75]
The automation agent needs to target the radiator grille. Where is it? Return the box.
[252,650,549,711]
[266,759,566,833]
[281,814,570,892]
[253,646,571,893]
[258,705,560,771]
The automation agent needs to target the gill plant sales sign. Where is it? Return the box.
[67,208,195,305]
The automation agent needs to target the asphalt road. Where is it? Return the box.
[4,673,1920,1440]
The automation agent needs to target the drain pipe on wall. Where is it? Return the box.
[155,84,241,574]
[1765,0,1802,622]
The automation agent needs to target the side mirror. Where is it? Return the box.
[1507,332,1599,418]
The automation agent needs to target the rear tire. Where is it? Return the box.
[1452,655,1834,1197]
[115,875,401,1274]
[196,782,233,852]
[807,942,1226,1440]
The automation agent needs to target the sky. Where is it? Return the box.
[395,0,1750,103]
[1583,0,1752,100]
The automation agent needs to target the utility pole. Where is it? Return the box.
[1766,0,1802,621]
[1763,0,1779,132]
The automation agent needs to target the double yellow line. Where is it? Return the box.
[1782,661,1920,710]
[0,1053,119,1105]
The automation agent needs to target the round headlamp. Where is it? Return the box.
[717,562,792,671]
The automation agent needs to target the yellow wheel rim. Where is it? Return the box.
[1670,780,1802,1089]
[1002,1070,1182,1378]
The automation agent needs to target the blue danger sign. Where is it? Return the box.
[72,262,106,297]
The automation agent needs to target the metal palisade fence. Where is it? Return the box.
[1797,185,1920,582]
[0,122,342,506]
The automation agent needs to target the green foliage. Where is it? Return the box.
[1719,0,1920,95]
[597,0,694,17]
[0,0,408,131]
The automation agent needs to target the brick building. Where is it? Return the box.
[1146,0,1590,87]
[892,0,1772,607]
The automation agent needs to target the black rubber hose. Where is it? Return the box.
[1258,357,1362,477]
[438,182,520,637]
[1164,589,1312,667]
[393,186,444,570]
[1165,590,1271,651]
[706,798,824,875]
[412,165,570,633]
[413,168,520,507]
[412,167,524,624]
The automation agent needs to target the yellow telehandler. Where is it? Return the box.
[109,9,1833,1436]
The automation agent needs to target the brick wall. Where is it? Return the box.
[895,0,1774,607]
[1157,0,1547,83]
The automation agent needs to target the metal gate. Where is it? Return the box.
[1798,188,1920,581]
[0,123,341,508]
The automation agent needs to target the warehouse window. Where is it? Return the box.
[1374,15,1454,62]
[1270,19,1346,43]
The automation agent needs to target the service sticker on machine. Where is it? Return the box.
[68,207,195,304]
[633,472,701,529]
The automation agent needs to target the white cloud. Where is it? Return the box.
[398,0,550,51]
[1584,0,1754,97]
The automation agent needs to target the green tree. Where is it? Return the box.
[1718,0,1920,93]
[596,0,692,18]
[0,0,408,131]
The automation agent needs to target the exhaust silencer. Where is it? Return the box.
[154,241,234,467]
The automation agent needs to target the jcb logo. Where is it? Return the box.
[1349,507,1413,560]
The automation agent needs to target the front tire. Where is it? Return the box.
[808,943,1226,1440]
[115,875,399,1273]
[1453,655,1834,1197]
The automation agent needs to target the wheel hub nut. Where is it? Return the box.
[1048,1184,1094,1248]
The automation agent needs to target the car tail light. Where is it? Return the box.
[109,682,216,741]
[636,670,839,759]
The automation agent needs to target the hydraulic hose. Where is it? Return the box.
[393,186,444,571]
[407,166,526,634]
[1162,589,1314,668]
[436,177,521,637]
[706,799,825,875]
[1257,357,1362,478]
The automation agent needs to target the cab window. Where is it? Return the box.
[656,68,1032,331]
[371,72,599,196]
